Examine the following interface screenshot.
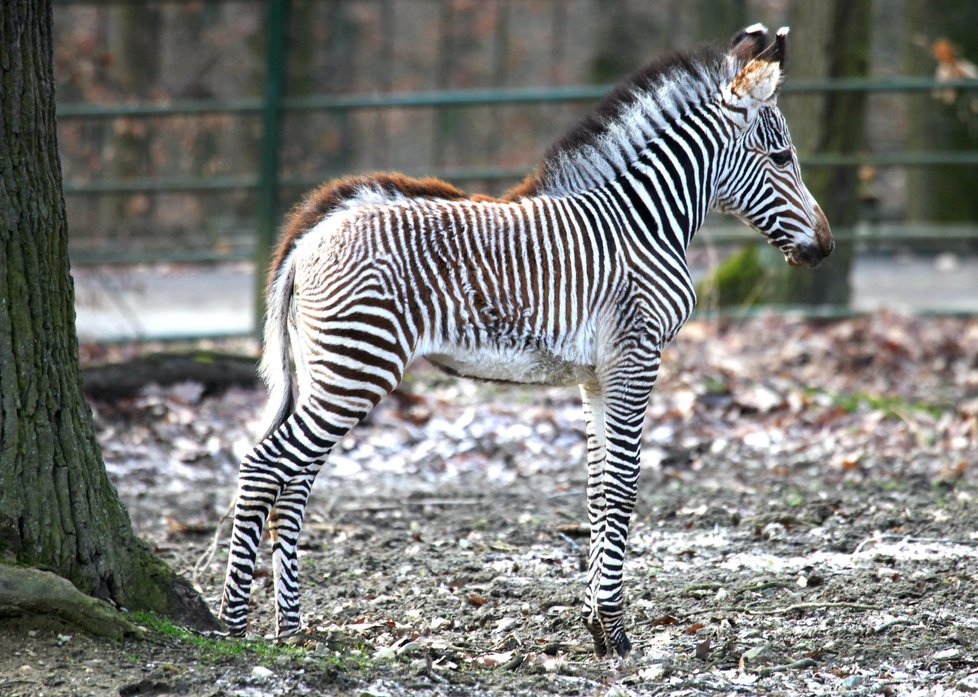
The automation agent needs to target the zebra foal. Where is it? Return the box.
[220,24,833,659]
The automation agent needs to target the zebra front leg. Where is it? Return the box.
[582,349,659,659]
[580,382,612,657]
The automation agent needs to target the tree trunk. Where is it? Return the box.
[777,0,871,306]
[905,0,978,223]
[0,0,217,632]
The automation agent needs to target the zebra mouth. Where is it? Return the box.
[786,243,829,268]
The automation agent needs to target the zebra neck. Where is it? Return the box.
[570,95,730,257]
[570,141,719,258]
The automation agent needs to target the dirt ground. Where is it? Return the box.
[3,313,978,697]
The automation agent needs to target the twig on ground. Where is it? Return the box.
[873,617,915,634]
[716,601,881,615]
[682,582,723,594]
[557,532,582,553]
[191,495,236,591]
[853,533,978,555]
[734,581,792,594]
[757,657,818,676]
[337,498,482,514]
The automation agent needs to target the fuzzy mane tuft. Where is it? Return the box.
[505,42,737,200]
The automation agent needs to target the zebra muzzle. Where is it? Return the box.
[790,206,834,267]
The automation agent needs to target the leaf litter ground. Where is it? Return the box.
[3,313,978,696]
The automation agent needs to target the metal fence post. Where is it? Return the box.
[254,0,290,335]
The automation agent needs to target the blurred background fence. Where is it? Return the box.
[53,0,978,341]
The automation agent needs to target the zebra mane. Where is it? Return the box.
[506,43,737,200]
[269,173,470,289]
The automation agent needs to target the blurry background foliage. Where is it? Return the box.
[53,0,978,320]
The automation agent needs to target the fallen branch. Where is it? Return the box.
[82,351,258,400]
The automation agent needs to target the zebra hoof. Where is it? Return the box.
[273,623,301,639]
[612,632,632,660]
[583,617,612,658]
[219,612,248,637]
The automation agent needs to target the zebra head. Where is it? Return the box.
[715,25,834,268]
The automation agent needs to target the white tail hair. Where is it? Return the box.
[255,252,296,441]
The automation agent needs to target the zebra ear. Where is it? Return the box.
[725,26,788,123]
[730,23,770,62]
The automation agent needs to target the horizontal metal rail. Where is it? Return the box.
[69,248,255,265]
[61,149,978,195]
[64,175,259,195]
[69,223,978,266]
[54,77,978,120]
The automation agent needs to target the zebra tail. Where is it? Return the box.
[255,252,296,442]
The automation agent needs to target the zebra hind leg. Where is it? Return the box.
[221,394,399,636]
[220,434,295,636]
[269,468,318,636]
[222,352,406,636]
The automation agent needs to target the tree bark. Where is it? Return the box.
[0,0,217,632]
[777,0,871,306]
[904,0,978,223]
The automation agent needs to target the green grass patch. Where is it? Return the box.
[806,388,950,419]
[129,611,306,663]
[128,611,385,674]
[783,488,805,508]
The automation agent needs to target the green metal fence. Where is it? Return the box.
[56,0,978,335]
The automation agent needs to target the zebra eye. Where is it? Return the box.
[770,149,793,167]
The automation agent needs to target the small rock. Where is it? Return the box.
[741,644,771,664]
[957,672,978,693]
[250,665,274,681]
[639,664,667,681]
[935,647,961,661]
[372,646,396,661]
[395,641,422,656]
[493,617,518,634]
[429,616,451,631]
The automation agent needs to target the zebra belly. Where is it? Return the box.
[425,346,594,386]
